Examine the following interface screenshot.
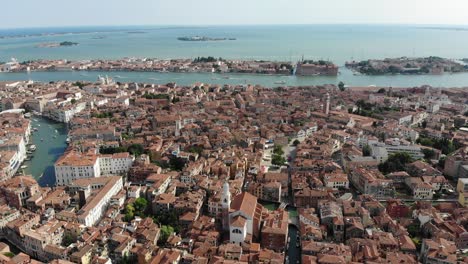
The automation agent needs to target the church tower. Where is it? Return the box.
[175,119,182,137]
[324,93,330,115]
[221,181,231,231]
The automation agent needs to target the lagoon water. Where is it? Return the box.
[2,25,468,64]
[1,25,468,87]
[1,67,468,87]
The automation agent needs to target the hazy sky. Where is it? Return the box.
[3,0,468,29]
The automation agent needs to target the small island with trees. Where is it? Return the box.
[346,56,468,75]
[36,41,79,48]
[177,36,236,41]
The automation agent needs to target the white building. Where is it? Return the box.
[222,182,262,244]
[74,176,123,226]
[405,178,434,200]
[45,101,87,123]
[0,59,19,72]
[457,178,468,193]
[370,141,424,162]
[54,152,101,186]
[99,152,134,176]
[55,151,134,186]
[323,174,349,189]
[0,136,27,180]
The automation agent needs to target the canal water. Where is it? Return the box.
[287,224,300,264]
[2,67,468,88]
[22,116,68,186]
[261,201,301,263]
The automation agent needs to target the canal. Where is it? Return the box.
[2,67,468,88]
[22,116,68,186]
[287,224,300,264]
[260,201,301,263]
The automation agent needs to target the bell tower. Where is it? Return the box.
[221,181,231,231]
[324,93,330,115]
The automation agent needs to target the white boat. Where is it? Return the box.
[29,145,36,151]
[274,81,286,85]
[66,138,71,144]
[20,165,27,169]
[55,129,58,133]
[37,124,41,127]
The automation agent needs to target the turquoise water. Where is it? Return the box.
[1,68,468,87]
[1,25,468,87]
[23,117,68,186]
[1,25,468,64]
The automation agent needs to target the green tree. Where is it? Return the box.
[134,197,148,216]
[168,156,186,171]
[421,120,427,128]
[100,146,127,155]
[292,139,300,146]
[124,204,135,222]
[186,145,203,155]
[70,99,76,104]
[378,152,414,174]
[62,233,76,247]
[143,92,170,100]
[127,144,145,156]
[338,81,345,91]
[438,156,446,169]
[272,154,286,166]
[159,225,175,244]
[417,136,461,155]
[362,144,371,156]
[72,81,86,89]
[422,149,436,160]
[273,145,284,156]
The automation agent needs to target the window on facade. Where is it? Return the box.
[232,229,242,234]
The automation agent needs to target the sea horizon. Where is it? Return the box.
[2,22,468,30]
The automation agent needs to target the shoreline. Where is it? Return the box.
[3,56,468,77]
[4,69,468,88]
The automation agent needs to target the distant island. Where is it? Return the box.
[346,56,468,75]
[296,60,339,76]
[36,41,79,48]
[421,27,468,32]
[177,36,236,41]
